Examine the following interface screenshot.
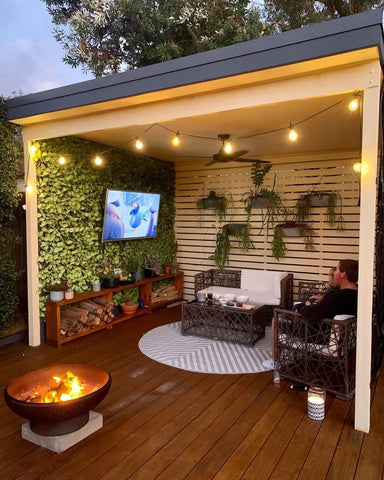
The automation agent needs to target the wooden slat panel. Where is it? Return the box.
[175,155,361,300]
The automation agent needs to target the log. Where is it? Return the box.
[78,300,103,315]
[63,307,88,321]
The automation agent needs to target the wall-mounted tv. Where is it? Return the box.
[102,189,161,242]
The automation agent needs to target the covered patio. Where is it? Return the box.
[0,307,383,479]
[5,8,384,436]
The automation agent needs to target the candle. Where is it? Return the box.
[307,382,326,420]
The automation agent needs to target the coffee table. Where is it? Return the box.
[181,300,265,347]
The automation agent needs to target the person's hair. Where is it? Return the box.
[339,259,358,284]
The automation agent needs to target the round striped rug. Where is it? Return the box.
[138,321,272,374]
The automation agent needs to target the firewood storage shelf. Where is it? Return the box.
[45,272,184,347]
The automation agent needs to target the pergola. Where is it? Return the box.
[6,9,384,432]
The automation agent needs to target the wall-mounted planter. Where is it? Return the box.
[225,223,248,237]
[251,197,270,209]
[308,192,336,207]
[282,227,301,237]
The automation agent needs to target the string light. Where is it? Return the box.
[288,124,298,142]
[172,131,180,146]
[353,162,366,174]
[58,156,66,165]
[30,144,37,156]
[94,156,103,166]
[55,93,359,163]
[348,96,359,112]
[135,137,143,150]
[26,185,34,194]
[223,140,233,154]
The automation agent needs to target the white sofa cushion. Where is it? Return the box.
[241,270,288,303]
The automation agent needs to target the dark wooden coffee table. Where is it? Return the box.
[181,300,265,347]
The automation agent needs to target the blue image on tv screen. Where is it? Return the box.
[102,189,161,241]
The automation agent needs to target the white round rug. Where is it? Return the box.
[139,321,272,375]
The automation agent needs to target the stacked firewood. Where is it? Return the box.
[151,284,179,307]
[60,297,114,337]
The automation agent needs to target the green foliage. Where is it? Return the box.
[113,288,139,305]
[271,225,286,261]
[36,136,175,316]
[43,0,265,76]
[209,223,253,269]
[263,0,377,33]
[0,97,21,333]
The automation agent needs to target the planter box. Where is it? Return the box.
[101,277,120,288]
[251,197,270,209]
[225,223,248,237]
[282,227,301,237]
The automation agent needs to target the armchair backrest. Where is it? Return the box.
[297,281,327,302]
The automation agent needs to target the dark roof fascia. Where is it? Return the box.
[6,8,384,121]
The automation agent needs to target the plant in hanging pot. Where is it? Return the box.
[271,220,315,261]
[196,190,228,223]
[209,223,253,270]
[296,190,344,228]
[242,161,284,226]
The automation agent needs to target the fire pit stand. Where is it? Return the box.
[4,363,111,453]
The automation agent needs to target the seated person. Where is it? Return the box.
[293,267,339,311]
[263,259,358,370]
[295,259,358,322]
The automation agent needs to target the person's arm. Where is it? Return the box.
[296,293,338,322]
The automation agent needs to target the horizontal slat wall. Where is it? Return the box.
[174,154,361,301]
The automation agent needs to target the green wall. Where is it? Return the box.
[36,136,175,316]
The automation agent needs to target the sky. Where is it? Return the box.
[0,0,91,98]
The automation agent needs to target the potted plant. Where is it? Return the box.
[271,220,315,261]
[242,161,284,227]
[44,281,68,301]
[296,189,344,228]
[99,258,120,288]
[209,223,253,269]
[196,190,228,223]
[143,252,163,277]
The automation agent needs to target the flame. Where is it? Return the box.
[28,371,85,403]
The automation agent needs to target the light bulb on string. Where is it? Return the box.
[172,131,180,146]
[135,137,143,150]
[94,156,103,166]
[288,124,298,142]
[26,185,34,194]
[353,162,366,174]
[223,140,232,154]
[58,156,66,165]
[30,144,37,157]
[348,96,359,112]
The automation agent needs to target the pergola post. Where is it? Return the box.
[355,82,381,432]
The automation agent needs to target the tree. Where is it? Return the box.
[0,97,21,333]
[42,0,266,77]
[263,0,384,32]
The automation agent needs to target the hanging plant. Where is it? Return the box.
[196,190,228,223]
[271,220,315,261]
[209,223,253,269]
[296,190,344,229]
[242,161,285,227]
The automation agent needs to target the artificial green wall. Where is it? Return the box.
[36,136,175,316]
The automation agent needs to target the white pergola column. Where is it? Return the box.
[24,139,40,346]
[355,82,381,432]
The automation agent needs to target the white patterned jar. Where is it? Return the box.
[307,381,326,420]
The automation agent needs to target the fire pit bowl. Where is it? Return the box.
[4,364,111,436]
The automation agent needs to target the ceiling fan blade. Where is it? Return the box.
[231,149,249,158]
[233,158,271,164]
[205,159,218,166]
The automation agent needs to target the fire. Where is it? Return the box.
[27,371,85,403]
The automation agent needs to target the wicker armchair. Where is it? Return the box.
[274,308,357,400]
[194,269,293,318]
[297,281,328,302]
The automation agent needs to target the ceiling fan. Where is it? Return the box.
[204,134,270,167]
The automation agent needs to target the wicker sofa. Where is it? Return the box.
[194,268,293,318]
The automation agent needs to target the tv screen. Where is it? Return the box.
[102,189,161,242]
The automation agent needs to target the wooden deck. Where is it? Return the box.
[1,305,383,480]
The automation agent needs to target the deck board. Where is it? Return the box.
[0,305,382,480]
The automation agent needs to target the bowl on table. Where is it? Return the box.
[223,293,235,302]
[236,295,249,304]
